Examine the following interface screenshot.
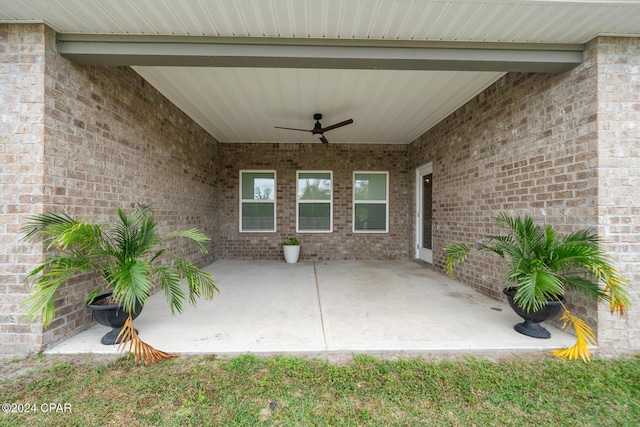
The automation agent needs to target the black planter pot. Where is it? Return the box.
[87,293,143,345]
[503,286,563,339]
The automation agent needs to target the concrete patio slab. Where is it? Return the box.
[46,260,577,356]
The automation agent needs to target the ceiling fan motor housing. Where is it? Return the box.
[313,113,323,137]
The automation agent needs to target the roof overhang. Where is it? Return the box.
[4,0,639,144]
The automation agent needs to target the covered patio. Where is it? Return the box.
[2,2,637,358]
[47,260,575,356]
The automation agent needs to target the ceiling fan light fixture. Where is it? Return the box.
[312,132,323,138]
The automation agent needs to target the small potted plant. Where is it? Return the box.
[443,213,631,361]
[281,236,300,263]
[20,204,219,364]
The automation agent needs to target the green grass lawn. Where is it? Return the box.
[1,353,639,426]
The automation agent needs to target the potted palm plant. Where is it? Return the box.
[21,205,218,364]
[444,213,631,361]
[281,236,300,263]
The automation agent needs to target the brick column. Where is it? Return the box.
[0,24,47,354]
[594,36,640,352]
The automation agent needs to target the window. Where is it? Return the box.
[353,172,389,233]
[240,171,276,232]
[297,171,332,232]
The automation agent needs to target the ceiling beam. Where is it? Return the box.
[57,35,584,73]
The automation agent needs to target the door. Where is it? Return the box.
[416,163,433,263]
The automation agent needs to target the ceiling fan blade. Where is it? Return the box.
[319,135,329,144]
[274,126,312,132]
[320,119,354,133]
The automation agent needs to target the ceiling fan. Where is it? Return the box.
[275,113,353,144]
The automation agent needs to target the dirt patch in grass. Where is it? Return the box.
[0,354,118,383]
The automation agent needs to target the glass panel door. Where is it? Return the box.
[416,163,433,263]
[422,173,433,250]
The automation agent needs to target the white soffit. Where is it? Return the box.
[132,66,504,143]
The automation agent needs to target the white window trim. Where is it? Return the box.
[353,171,389,234]
[239,170,277,233]
[296,170,333,233]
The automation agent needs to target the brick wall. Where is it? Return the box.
[218,143,411,260]
[594,37,640,351]
[410,67,599,307]
[409,37,639,350]
[0,24,48,354]
[1,24,219,354]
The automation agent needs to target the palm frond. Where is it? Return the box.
[149,248,166,263]
[483,234,526,281]
[561,228,601,246]
[24,213,107,255]
[136,215,160,257]
[175,258,218,304]
[22,257,91,326]
[551,241,603,270]
[20,212,76,243]
[117,315,178,364]
[55,223,103,252]
[111,206,158,260]
[553,233,632,314]
[443,242,470,277]
[155,264,186,315]
[492,212,517,232]
[593,264,632,315]
[188,269,218,301]
[22,275,64,326]
[512,270,564,312]
[543,224,556,254]
[166,229,211,253]
[562,276,605,300]
[108,259,153,313]
[492,214,544,255]
[552,307,596,362]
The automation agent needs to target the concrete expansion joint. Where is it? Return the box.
[313,261,329,351]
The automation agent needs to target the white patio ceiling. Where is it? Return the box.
[2,0,640,144]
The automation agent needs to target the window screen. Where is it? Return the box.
[297,171,332,232]
[354,172,388,232]
[240,171,276,232]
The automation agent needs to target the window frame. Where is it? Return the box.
[352,171,389,234]
[239,170,277,233]
[296,170,333,233]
